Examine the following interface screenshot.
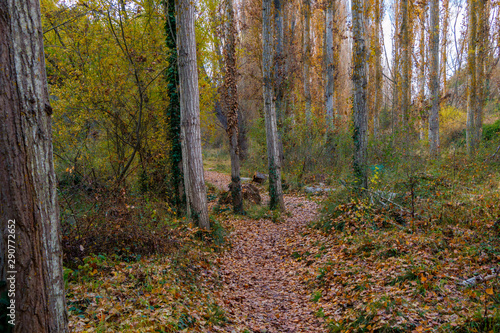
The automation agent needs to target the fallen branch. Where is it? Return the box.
[460,267,500,286]
[487,144,500,161]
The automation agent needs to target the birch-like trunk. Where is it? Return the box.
[303,0,312,125]
[223,0,244,214]
[0,1,68,331]
[428,0,440,155]
[274,0,285,165]
[466,0,477,156]
[325,0,335,133]
[263,0,285,211]
[441,0,449,95]
[391,0,400,135]
[352,0,368,191]
[476,0,486,144]
[373,0,382,139]
[418,2,427,141]
[400,0,411,126]
[176,0,210,229]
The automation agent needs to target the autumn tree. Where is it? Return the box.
[164,0,184,210]
[466,0,477,156]
[222,0,244,213]
[0,0,68,331]
[325,0,336,133]
[176,0,210,228]
[428,0,440,155]
[303,0,312,125]
[263,0,285,211]
[352,0,368,190]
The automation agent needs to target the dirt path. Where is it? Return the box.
[205,171,325,332]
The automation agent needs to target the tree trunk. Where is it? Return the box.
[274,0,285,165]
[428,0,440,156]
[223,0,244,214]
[303,0,312,125]
[441,0,449,95]
[352,0,368,191]
[391,0,400,136]
[325,0,335,133]
[466,0,477,156]
[476,0,487,144]
[418,1,427,141]
[400,0,411,126]
[373,0,382,139]
[176,0,210,229]
[0,1,68,331]
[263,0,285,211]
[164,0,185,210]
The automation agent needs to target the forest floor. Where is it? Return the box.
[66,168,500,332]
[204,171,325,332]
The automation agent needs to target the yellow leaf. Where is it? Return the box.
[486,288,494,295]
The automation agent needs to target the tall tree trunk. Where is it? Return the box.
[441,0,449,95]
[263,0,285,211]
[391,0,400,136]
[352,0,368,191]
[274,0,285,165]
[303,0,312,125]
[466,0,477,156]
[400,0,411,126]
[418,1,427,141]
[176,0,210,229]
[164,0,185,211]
[428,0,440,155]
[476,0,487,144]
[0,0,68,331]
[373,0,382,139]
[223,0,244,214]
[325,0,335,133]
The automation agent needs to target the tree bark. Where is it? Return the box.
[325,0,335,133]
[441,0,449,95]
[476,0,487,144]
[418,1,427,141]
[303,0,312,125]
[373,0,382,139]
[176,0,210,229]
[352,0,368,191]
[400,0,411,126]
[428,0,440,156]
[466,0,477,156]
[0,0,68,331]
[223,0,244,214]
[263,0,285,211]
[164,0,185,210]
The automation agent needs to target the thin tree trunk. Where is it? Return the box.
[400,0,411,126]
[418,1,427,141]
[352,0,368,191]
[373,0,382,139]
[303,0,312,125]
[428,0,440,155]
[274,0,285,165]
[263,0,285,211]
[441,0,449,95]
[476,0,487,144]
[392,0,400,136]
[466,0,477,156]
[176,0,210,229]
[0,0,68,331]
[223,0,244,214]
[325,0,335,133]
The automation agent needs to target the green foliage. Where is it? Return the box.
[483,119,500,141]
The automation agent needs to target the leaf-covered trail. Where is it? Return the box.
[205,171,325,332]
